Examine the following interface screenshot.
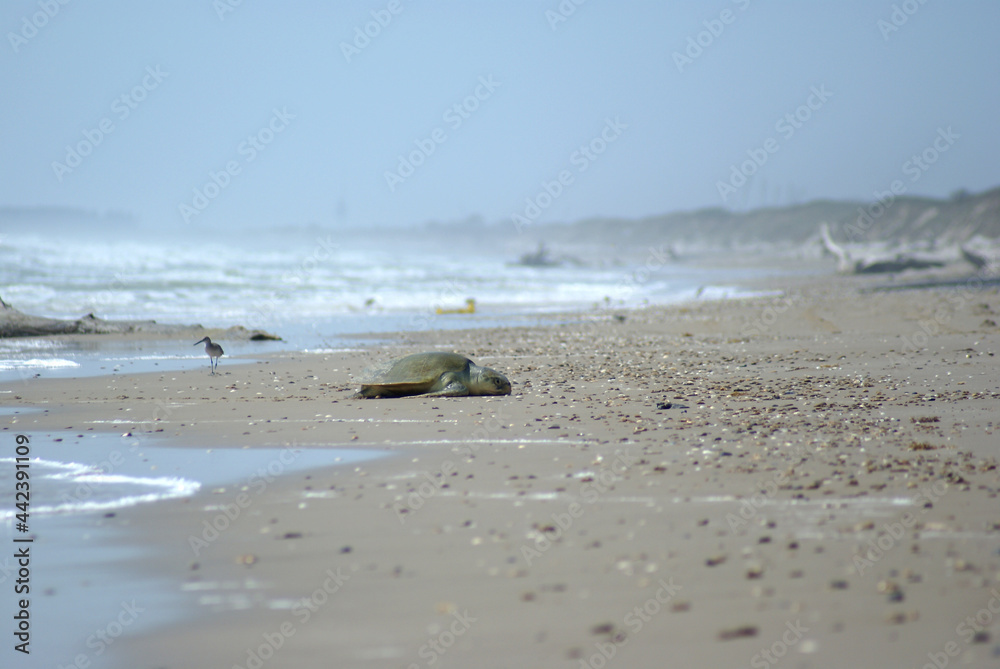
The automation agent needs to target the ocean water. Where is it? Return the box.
[0,426,381,521]
[1,226,767,380]
[0,226,763,331]
[0,456,199,520]
[0,428,384,669]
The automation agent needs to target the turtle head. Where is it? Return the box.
[473,366,512,396]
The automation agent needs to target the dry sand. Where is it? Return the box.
[4,270,1000,668]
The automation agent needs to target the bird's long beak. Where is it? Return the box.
[194,338,206,346]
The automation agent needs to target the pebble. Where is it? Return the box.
[718,625,758,641]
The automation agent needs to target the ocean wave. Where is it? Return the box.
[0,358,80,371]
[2,231,759,328]
[0,457,199,519]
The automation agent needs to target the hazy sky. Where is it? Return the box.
[3,1,998,231]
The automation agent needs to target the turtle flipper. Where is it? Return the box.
[423,382,470,397]
[423,373,470,397]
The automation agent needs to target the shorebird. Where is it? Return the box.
[194,336,224,375]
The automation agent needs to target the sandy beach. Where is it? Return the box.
[6,3,1000,667]
[5,268,1000,668]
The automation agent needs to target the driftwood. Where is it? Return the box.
[960,246,989,270]
[819,223,961,275]
[852,257,946,274]
[819,223,854,272]
[0,296,279,340]
[508,242,589,268]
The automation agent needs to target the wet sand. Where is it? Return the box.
[5,270,1000,668]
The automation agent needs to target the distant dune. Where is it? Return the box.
[4,186,998,255]
[520,186,1000,251]
[0,205,136,231]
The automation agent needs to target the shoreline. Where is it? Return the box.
[3,268,1000,667]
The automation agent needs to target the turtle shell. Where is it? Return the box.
[356,352,473,396]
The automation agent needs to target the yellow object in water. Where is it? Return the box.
[436,298,476,315]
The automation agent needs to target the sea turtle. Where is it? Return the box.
[350,352,512,399]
